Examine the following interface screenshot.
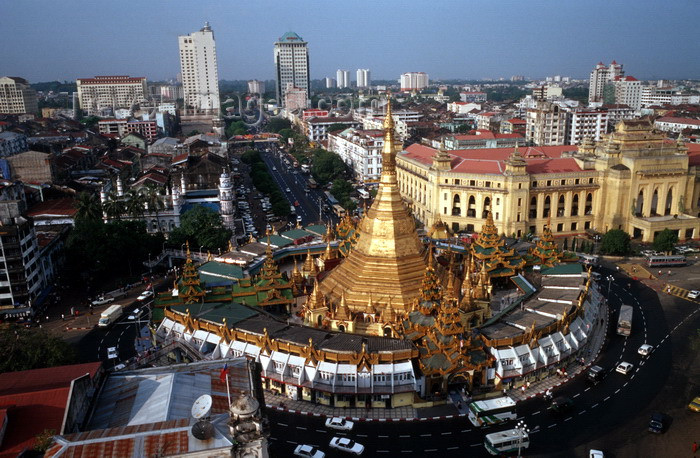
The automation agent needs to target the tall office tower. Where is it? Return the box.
[356,69,371,88]
[400,72,429,91]
[325,77,336,89]
[178,22,220,114]
[274,32,310,107]
[588,60,623,105]
[0,77,38,114]
[613,76,642,110]
[76,75,147,115]
[247,80,265,95]
[336,70,350,89]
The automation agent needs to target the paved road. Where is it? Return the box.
[266,267,700,457]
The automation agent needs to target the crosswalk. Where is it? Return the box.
[664,284,700,302]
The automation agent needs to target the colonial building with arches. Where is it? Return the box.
[397,119,700,242]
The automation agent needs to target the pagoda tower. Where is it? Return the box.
[316,96,427,318]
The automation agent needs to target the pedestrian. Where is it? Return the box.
[668,270,671,276]
[45,315,49,322]
[658,270,662,276]
[693,441,698,454]
[61,314,65,321]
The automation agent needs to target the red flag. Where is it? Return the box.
[219,363,229,382]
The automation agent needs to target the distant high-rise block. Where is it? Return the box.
[400,72,429,91]
[588,61,623,105]
[356,69,371,88]
[336,70,350,89]
[178,22,220,113]
[76,75,147,115]
[0,77,38,114]
[325,77,336,89]
[248,80,265,95]
[274,32,310,108]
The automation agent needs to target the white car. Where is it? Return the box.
[294,444,325,458]
[638,344,653,356]
[324,417,354,431]
[616,361,634,375]
[329,437,364,455]
[286,187,291,193]
[589,450,604,458]
[137,290,153,301]
[688,290,700,299]
[107,347,118,359]
[91,296,114,306]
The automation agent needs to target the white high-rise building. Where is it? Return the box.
[274,32,310,107]
[247,80,265,95]
[0,77,38,114]
[588,60,623,105]
[613,76,642,110]
[336,70,350,89]
[76,75,146,115]
[356,69,371,88]
[178,22,220,113]
[325,77,336,89]
[400,72,429,91]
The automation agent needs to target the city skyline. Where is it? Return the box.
[2,0,700,83]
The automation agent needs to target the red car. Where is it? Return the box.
[294,200,300,206]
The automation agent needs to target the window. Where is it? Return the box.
[501,358,514,367]
[557,223,563,231]
[571,222,578,231]
[547,180,552,186]
[319,371,334,381]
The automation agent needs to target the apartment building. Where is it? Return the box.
[566,110,608,145]
[178,22,221,113]
[356,69,371,88]
[336,70,350,89]
[327,128,384,182]
[98,119,158,141]
[526,102,568,146]
[0,77,38,114]
[247,80,265,95]
[400,72,429,91]
[613,76,642,110]
[76,75,147,115]
[588,61,624,104]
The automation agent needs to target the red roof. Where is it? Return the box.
[506,118,527,125]
[656,117,700,126]
[687,143,700,167]
[26,198,78,218]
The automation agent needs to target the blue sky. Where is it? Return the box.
[2,0,699,82]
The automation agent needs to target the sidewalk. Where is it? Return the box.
[263,298,610,421]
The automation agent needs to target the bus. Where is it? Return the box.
[579,254,599,266]
[645,255,687,267]
[332,204,346,218]
[484,428,529,456]
[467,396,517,427]
[617,304,633,336]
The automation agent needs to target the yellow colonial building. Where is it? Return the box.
[397,119,700,242]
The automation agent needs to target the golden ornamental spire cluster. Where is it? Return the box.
[381,94,398,179]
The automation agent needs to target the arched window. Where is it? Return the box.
[452,194,461,216]
[665,188,673,216]
[483,197,491,218]
[529,196,537,219]
[651,189,659,215]
[571,194,579,216]
[636,190,644,216]
[543,196,551,218]
[585,193,593,215]
[557,195,566,217]
[467,195,476,217]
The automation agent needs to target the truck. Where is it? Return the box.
[98,304,123,327]
[617,304,633,336]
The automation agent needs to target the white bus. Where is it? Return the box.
[467,396,517,427]
[579,254,599,266]
[645,255,686,267]
[484,428,530,456]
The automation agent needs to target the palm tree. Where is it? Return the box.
[102,191,126,221]
[141,184,165,233]
[75,192,102,222]
[124,189,146,219]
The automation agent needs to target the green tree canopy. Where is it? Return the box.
[311,149,348,185]
[226,120,247,138]
[168,206,232,251]
[0,327,76,373]
[331,178,356,210]
[600,229,631,255]
[653,228,679,253]
[75,192,102,223]
[327,123,348,133]
[265,118,292,133]
[80,116,100,128]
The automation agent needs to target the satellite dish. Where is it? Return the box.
[191,394,213,419]
[191,419,215,440]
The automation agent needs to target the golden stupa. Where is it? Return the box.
[317,97,427,314]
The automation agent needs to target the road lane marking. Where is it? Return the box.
[548,424,557,429]
[315,429,325,433]
[532,410,541,415]
[441,432,452,435]
[573,393,580,398]
[447,446,459,450]
[584,387,591,392]
[425,449,438,452]
[579,410,587,415]
[615,389,621,394]
[277,423,288,427]
[399,435,410,438]
[420,433,431,437]
[603,396,610,401]
[296,426,307,430]
[565,417,572,422]
[285,440,297,445]
[357,434,368,437]
[592,403,599,408]
[378,435,389,438]
[470,444,481,447]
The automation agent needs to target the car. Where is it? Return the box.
[91,296,115,306]
[107,347,118,359]
[589,450,604,458]
[113,363,126,371]
[329,437,364,455]
[616,361,634,375]
[286,187,291,193]
[137,290,154,301]
[549,396,574,414]
[648,412,667,433]
[638,344,653,356]
[688,290,700,299]
[294,200,300,206]
[587,365,605,383]
[272,167,277,171]
[297,215,303,223]
[293,444,325,458]
[324,417,354,431]
[688,396,700,412]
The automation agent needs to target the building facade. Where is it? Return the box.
[654,117,700,133]
[274,32,310,107]
[526,102,570,146]
[247,80,265,95]
[588,61,624,105]
[566,110,608,145]
[400,72,429,91]
[324,77,336,89]
[76,76,147,115]
[613,76,642,110]
[0,77,38,114]
[97,119,158,141]
[356,69,370,88]
[397,119,700,242]
[336,70,350,89]
[178,22,221,114]
[327,128,384,182]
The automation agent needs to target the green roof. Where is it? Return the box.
[281,229,313,240]
[278,31,304,42]
[267,235,294,248]
[305,225,326,236]
[198,261,244,281]
[541,263,583,275]
[511,274,536,294]
[171,301,258,327]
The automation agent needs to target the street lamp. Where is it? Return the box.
[180,243,186,254]
[516,420,529,458]
[199,245,204,257]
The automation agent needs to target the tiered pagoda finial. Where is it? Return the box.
[178,241,205,304]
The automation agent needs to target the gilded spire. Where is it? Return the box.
[381,93,398,180]
[335,291,352,321]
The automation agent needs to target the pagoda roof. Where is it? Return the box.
[305,224,327,237]
[170,301,259,327]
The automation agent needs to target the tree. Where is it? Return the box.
[0,327,76,373]
[75,192,102,223]
[169,206,232,251]
[124,189,146,218]
[141,185,165,233]
[80,116,100,128]
[328,123,348,133]
[265,118,292,133]
[600,229,631,256]
[653,228,679,253]
[101,191,125,220]
[562,238,569,251]
[226,120,247,138]
[571,238,578,252]
[311,149,347,185]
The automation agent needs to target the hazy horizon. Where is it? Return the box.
[3,0,700,83]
